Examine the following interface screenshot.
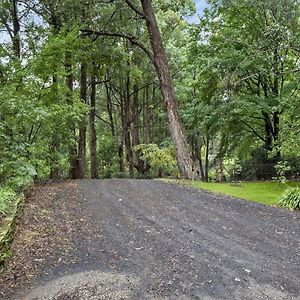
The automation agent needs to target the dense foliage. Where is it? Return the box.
[0,0,299,193]
[0,187,16,216]
[278,187,300,210]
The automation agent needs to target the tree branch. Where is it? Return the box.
[87,77,110,88]
[96,114,112,126]
[125,0,146,18]
[128,80,158,98]
[81,29,154,63]
[240,119,266,143]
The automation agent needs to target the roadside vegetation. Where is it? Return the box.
[278,187,300,210]
[0,188,16,220]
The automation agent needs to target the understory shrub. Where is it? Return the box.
[134,144,178,177]
[0,159,36,191]
[0,187,16,216]
[278,187,300,210]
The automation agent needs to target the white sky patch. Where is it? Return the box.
[186,0,209,23]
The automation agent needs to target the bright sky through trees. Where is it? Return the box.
[186,0,209,23]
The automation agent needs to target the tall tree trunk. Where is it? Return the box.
[119,86,126,174]
[272,51,281,159]
[65,50,79,179]
[118,143,125,174]
[132,84,143,173]
[143,84,152,143]
[204,133,210,182]
[194,134,205,180]
[90,67,98,179]
[140,0,193,179]
[105,81,116,137]
[273,111,280,159]
[132,84,140,147]
[78,62,87,179]
[215,158,224,183]
[262,112,273,152]
[124,71,134,176]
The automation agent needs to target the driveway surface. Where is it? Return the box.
[0,179,299,299]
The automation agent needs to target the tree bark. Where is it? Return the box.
[12,0,21,58]
[78,62,87,179]
[194,134,205,180]
[90,66,98,179]
[273,111,280,159]
[140,0,193,179]
[215,158,224,183]
[65,50,79,179]
[204,133,210,182]
[132,84,140,147]
[124,70,134,176]
[105,80,116,137]
[118,143,125,174]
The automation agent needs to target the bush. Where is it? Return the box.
[278,187,300,210]
[0,159,36,190]
[0,187,16,216]
[134,144,178,177]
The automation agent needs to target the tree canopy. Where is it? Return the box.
[0,0,299,186]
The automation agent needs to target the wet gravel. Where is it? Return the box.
[1,179,299,299]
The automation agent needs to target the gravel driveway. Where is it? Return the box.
[1,179,299,299]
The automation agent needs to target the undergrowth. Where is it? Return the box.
[278,187,300,210]
[0,187,16,216]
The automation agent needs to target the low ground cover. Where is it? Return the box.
[0,188,17,223]
[172,180,300,206]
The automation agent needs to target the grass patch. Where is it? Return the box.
[172,180,300,206]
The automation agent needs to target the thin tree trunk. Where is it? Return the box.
[12,0,21,58]
[65,51,79,179]
[124,71,134,176]
[105,81,116,137]
[118,143,125,174]
[272,51,280,159]
[90,66,98,179]
[194,134,205,180]
[119,85,126,174]
[273,111,280,159]
[215,158,224,183]
[140,0,193,179]
[142,87,147,143]
[132,84,146,174]
[132,84,140,147]
[78,62,87,179]
[204,133,210,182]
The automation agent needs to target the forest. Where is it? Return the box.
[0,0,300,188]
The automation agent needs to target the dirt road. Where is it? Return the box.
[0,179,299,299]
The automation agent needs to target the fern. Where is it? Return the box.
[0,187,16,216]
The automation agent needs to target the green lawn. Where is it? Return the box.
[172,180,300,206]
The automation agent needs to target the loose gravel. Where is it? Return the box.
[1,179,299,299]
